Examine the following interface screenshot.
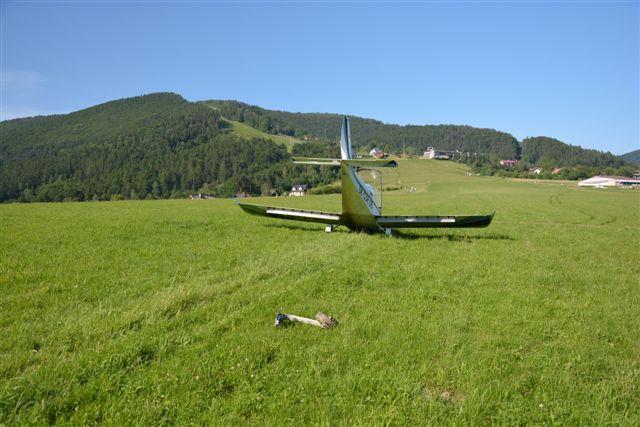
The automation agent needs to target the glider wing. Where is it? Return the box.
[376,213,494,228]
[291,158,398,168]
[342,159,398,168]
[237,202,342,225]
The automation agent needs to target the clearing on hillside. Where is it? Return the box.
[224,119,303,152]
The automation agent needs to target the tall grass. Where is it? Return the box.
[1,160,638,424]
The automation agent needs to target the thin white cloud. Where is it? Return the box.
[0,70,52,120]
[1,69,44,92]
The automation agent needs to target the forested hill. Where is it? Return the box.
[203,100,520,159]
[204,99,632,172]
[2,93,204,157]
[0,93,337,202]
[1,93,633,203]
[620,149,640,166]
[521,137,625,168]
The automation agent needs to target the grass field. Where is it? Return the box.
[1,159,639,424]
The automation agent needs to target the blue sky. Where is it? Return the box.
[1,1,638,154]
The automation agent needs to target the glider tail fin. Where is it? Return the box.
[293,116,351,165]
[340,116,352,160]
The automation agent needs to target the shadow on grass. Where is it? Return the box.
[265,223,347,233]
[391,230,514,241]
[265,223,514,241]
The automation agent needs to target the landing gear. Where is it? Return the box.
[325,225,334,233]
[385,228,392,237]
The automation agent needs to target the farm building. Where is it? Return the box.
[578,176,640,188]
[370,148,388,159]
[423,147,453,160]
[499,159,518,167]
[290,184,308,196]
[189,193,214,200]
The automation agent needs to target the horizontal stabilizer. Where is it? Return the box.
[292,157,341,166]
[377,213,494,228]
[343,159,398,168]
[292,158,398,168]
[237,202,342,225]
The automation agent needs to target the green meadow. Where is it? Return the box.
[1,159,638,424]
[224,119,303,152]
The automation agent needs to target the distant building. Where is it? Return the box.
[423,147,435,159]
[499,159,518,167]
[634,171,640,179]
[189,193,214,200]
[370,148,387,159]
[529,167,542,175]
[423,146,453,160]
[234,192,249,198]
[290,184,308,196]
[578,176,640,188]
[551,168,563,175]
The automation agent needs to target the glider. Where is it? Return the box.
[237,117,494,235]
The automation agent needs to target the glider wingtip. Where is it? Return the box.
[484,211,496,226]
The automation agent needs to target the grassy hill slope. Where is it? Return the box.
[202,100,304,151]
[223,119,303,152]
[1,160,638,424]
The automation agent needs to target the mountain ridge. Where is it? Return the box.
[0,92,634,202]
[0,92,337,202]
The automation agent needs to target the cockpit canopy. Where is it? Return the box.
[356,168,383,211]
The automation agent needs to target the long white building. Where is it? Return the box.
[578,175,640,188]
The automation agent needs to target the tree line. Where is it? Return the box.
[462,136,632,180]
[204,99,634,176]
[204,100,520,159]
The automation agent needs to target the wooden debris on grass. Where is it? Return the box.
[275,311,337,329]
